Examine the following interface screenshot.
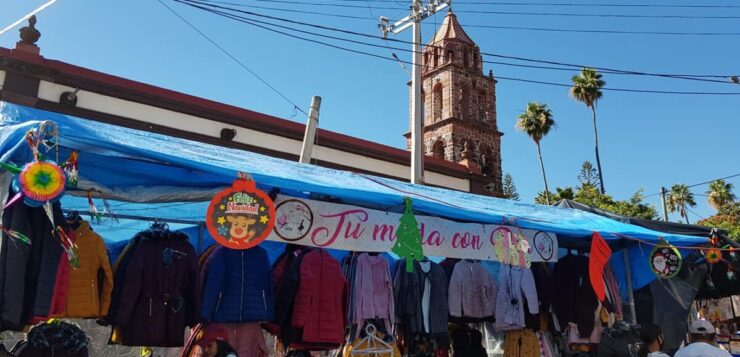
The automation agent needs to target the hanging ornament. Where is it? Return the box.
[392,197,425,272]
[649,242,682,279]
[54,226,79,269]
[13,161,66,207]
[0,225,31,245]
[729,249,737,262]
[491,227,532,268]
[706,274,716,290]
[87,190,102,224]
[62,151,78,188]
[206,173,276,250]
[705,249,722,264]
[727,269,736,281]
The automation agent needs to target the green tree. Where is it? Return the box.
[535,187,575,205]
[707,179,736,211]
[578,161,600,188]
[699,203,740,241]
[536,184,657,220]
[516,102,556,205]
[570,68,606,194]
[502,173,520,201]
[393,197,424,272]
[667,184,697,224]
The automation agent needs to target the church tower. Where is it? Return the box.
[405,11,503,195]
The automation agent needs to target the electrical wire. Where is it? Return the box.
[157,0,308,116]
[645,173,740,198]
[177,0,740,95]
[265,0,740,8]
[181,0,740,82]
[203,0,740,19]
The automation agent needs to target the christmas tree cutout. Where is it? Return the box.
[393,197,424,272]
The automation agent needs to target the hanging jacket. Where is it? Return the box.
[353,253,395,333]
[61,221,114,318]
[103,235,142,327]
[114,228,201,347]
[448,260,496,320]
[276,248,348,348]
[552,255,599,337]
[200,245,275,323]
[0,188,67,331]
[495,264,539,331]
[394,260,449,338]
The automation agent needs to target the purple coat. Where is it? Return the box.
[495,264,539,331]
[448,260,496,319]
[114,229,200,347]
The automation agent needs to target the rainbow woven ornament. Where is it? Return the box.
[12,161,66,207]
[705,249,722,264]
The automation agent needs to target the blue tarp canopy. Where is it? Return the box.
[0,102,712,294]
[0,102,709,248]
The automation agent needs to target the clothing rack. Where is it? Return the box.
[61,209,207,254]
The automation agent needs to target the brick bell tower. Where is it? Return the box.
[405,11,503,196]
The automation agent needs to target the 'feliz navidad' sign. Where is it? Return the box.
[206,175,276,250]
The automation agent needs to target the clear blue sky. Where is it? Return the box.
[2,0,739,223]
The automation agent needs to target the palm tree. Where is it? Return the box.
[667,184,697,224]
[707,179,736,211]
[570,67,606,194]
[516,102,556,205]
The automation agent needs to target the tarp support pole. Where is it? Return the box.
[198,222,205,255]
[623,249,638,324]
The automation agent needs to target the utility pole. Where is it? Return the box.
[379,0,450,185]
[299,96,322,164]
[660,186,669,222]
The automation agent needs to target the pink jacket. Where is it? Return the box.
[448,260,496,319]
[353,253,395,333]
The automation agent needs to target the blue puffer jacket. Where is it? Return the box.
[200,245,275,323]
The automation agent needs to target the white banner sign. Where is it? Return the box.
[266,195,558,262]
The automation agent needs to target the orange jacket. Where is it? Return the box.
[62,221,114,318]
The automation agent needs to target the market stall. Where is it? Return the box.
[0,101,714,357]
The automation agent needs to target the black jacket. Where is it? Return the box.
[552,255,599,337]
[0,186,66,331]
[113,226,200,347]
[394,260,449,338]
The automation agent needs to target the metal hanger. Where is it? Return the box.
[350,323,394,356]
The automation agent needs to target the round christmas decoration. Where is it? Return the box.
[206,177,275,250]
[274,199,314,241]
[705,249,722,264]
[649,243,682,279]
[15,161,66,207]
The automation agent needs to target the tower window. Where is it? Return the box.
[446,50,454,63]
[433,84,443,122]
[478,92,487,120]
[432,140,446,159]
[463,51,469,68]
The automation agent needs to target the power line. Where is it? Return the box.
[178,0,740,95]
[645,173,740,198]
[210,0,740,19]
[293,0,740,8]
[157,0,308,116]
[182,0,740,82]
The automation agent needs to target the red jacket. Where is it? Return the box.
[291,249,348,345]
[275,249,348,348]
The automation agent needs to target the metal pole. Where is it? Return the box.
[661,186,669,222]
[198,222,205,254]
[623,249,638,324]
[299,96,322,164]
[410,0,424,185]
